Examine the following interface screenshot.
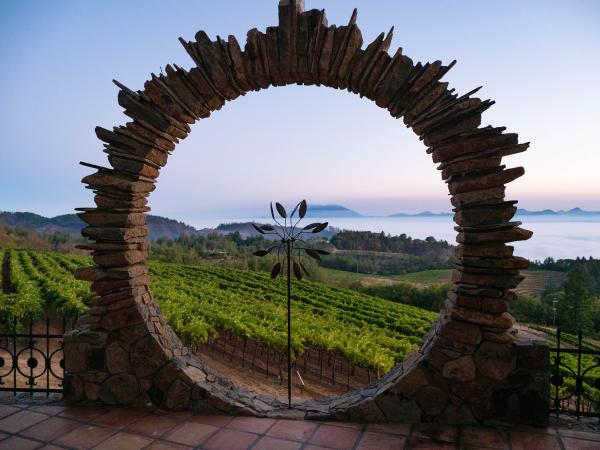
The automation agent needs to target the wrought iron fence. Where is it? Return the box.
[550,328,600,421]
[0,316,73,396]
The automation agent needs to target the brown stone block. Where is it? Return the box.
[432,132,519,163]
[186,67,225,111]
[450,186,505,208]
[99,373,139,405]
[456,243,514,258]
[131,335,169,378]
[457,226,532,244]
[414,98,481,136]
[480,297,509,314]
[361,51,392,100]
[449,167,524,195]
[78,212,146,228]
[64,342,89,373]
[100,305,146,331]
[336,25,362,88]
[105,342,130,374]
[144,78,196,125]
[96,126,170,166]
[125,121,177,151]
[91,275,151,295]
[108,155,161,179]
[451,307,514,330]
[278,0,305,83]
[453,270,524,289]
[376,51,413,108]
[460,256,529,270]
[94,194,148,210]
[82,171,155,194]
[391,61,443,117]
[454,202,517,226]
[74,266,106,282]
[348,31,385,93]
[317,25,336,85]
[93,250,148,267]
[439,319,482,345]
[414,385,448,415]
[164,379,192,410]
[105,264,148,280]
[82,226,147,243]
[442,355,476,382]
[474,341,517,381]
[163,65,212,118]
[243,29,268,89]
[404,81,448,124]
[440,156,502,180]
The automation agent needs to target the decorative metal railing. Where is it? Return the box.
[0,316,72,395]
[550,328,600,421]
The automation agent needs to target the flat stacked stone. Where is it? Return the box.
[65,0,547,426]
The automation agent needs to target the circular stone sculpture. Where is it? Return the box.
[67,1,550,425]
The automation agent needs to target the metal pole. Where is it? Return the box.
[286,239,292,408]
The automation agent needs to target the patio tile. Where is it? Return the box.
[125,413,179,438]
[226,416,275,434]
[304,446,332,450]
[145,441,193,450]
[366,422,411,436]
[20,416,80,442]
[411,423,459,443]
[308,424,360,449]
[30,405,65,416]
[59,406,108,421]
[163,421,218,447]
[558,428,600,441]
[38,445,66,450]
[53,424,115,450]
[460,426,508,449]
[0,404,20,419]
[267,419,318,442]
[91,431,153,450]
[562,436,600,450]
[0,435,42,450]
[188,414,232,428]
[201,428,258,450]
[252,436,302,450]
[356,430,406,450]
[510,430,561,450]
[0,410,48,433]
[94,408,149,428]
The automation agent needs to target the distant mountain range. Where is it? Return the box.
[2,206,599,243]
[0,211,205,241]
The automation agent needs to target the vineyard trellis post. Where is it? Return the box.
[252,200,329,408]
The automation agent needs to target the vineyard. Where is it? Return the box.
[0,247,437,376]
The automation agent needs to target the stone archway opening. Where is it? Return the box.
[66,1,550,425]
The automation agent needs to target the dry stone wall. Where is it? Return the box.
[65,0,549,425]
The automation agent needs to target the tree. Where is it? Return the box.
[557,265,594,333]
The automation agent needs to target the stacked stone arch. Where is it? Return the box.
[66,0,549,425]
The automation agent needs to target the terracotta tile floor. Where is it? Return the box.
[0,401,598,450]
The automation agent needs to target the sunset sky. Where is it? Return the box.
[1,0,599,219]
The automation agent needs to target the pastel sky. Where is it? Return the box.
[1,0,599,220]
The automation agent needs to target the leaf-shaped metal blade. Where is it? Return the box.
[290,201,300,218]
[252,223,265,234]
[260,224,275,231]
[303,222,320,230]
[305,248,321,261]
[300,261,311,278]
[312,222,328,233]
[270,202,276,221]
[275,202,287,218]
[299,200,307,219]
[315,249,330,255]
[253,250,268,257]
[293,261,303,281]
[271,262,281,279]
